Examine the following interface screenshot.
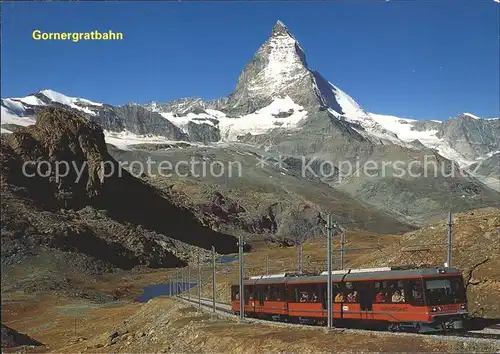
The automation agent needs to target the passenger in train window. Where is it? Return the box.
[347,291,358,303]
[335,292,345,302]
[375,291,384,303]
[311,292,318,302]
[300,291,309,303]
[391,289,404,303]
[235,292,240,300]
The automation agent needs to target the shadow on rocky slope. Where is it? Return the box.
[1,324,43,348]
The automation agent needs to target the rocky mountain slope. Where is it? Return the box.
[466,152,500,192]
[108,143,412,242]
[1,107,240,298]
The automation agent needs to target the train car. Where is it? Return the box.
[231,273,290,321]
[230,266,468,333]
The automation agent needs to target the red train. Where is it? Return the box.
[231,266,468,333]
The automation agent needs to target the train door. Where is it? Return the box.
[231,285,240,314]
[358,281,374,320]
[258,285,265,306]
[244,285,256,315]
[321,283,327,312]
[257,284,265,315]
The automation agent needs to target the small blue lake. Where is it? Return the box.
[135,281,197,303]
[135,256,237,302]
[217,256,238,263]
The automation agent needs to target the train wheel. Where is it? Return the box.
[388,324,401,332]
[413,323,421,333]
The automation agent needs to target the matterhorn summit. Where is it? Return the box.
[226,20,349,117]
[233,20,309,98]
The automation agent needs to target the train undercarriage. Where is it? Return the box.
[233,311,467,334]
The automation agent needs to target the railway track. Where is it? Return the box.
[177,296,500,344]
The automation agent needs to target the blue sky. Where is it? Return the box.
[1,0,499,120]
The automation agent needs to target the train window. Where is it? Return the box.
[256,285,265,303]
[275,285,285,301]
[292,285,321,303]
[264,285,271,301]
[244,286,255,304]
[374,280,406,303]
[231,286,240,301]
[334,283,345,302]
[262,284,284,301]
[425,276,466,305]
[406,279,424,305]
[389,280,405,303]
[311,284,320,303]
[374,281,384,303]
[346,283,358,303]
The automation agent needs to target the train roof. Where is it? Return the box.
[230,266,462,286]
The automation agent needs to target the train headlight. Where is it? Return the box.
[431,307,438,312]
[460,304,467,310]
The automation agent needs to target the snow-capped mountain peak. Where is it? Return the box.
[461,112,480,120]
[3,89,102,117]
[38,89,102,109]
[272,20,289,35]
[247,21,308,94]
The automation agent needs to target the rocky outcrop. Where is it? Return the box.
[467,152,500,178]
[145,97,229,117]
[91,104,188,140]
[465,152,500,192]
[410,120,442,132]
[437,115,500,160]
[186,121,220,143]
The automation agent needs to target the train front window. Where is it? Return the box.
[425,277,466,305]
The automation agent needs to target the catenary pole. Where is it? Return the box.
[327,214,333,329]
[238,235,244,321]
[298,244,303,274]
[340,232,345,270]
[447,212,453,267]
[198,255,202,309]
[212,246,216,312]
[188,265,191,300]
